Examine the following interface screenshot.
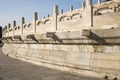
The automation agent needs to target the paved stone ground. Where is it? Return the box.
[0,48,99,80]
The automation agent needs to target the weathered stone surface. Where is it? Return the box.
[0,48,100,80]
[72,45,80,51]
[3,43,120,79]
[66,51,90,66]
[2,0,120,79]
[44,50,67,63]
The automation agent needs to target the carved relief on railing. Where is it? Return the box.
[71,13,82,19]
[9,28,13,32]
[22,22,33,34]
[36,17,53,33]
[4,30,8,34]
[94,1,120,15]
[23,22,33,29]
[4,26,7,31]
[58,9,83,22]
[58,15,70,22]
[42,17,52,25]
[108,2,120,12]
[36,20,43,26]
[36,17,52,26]
[13,25,21,36]
[44,19,51,24]
[28,23,32,28]
[14,26,20,31]
[23,24,27,28]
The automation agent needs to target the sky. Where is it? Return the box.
[0,0,105,27]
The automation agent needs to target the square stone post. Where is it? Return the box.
[13,20,16,36]
[5,26,7,37]
[84,0,93,27]
[98,0,101,5]
[70,5,73,12]
[21,17,25,34]
[33,12,38,33]
[82,1,85,9]
[3,26,7,37]
[2,26,4,37]
[8,23,11,36]
[53,5,58,31]
[60,9,63,14]
[8,23,11,28]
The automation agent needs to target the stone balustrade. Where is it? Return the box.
[1,0,120,79]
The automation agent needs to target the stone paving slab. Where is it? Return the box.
[0,48,99,80]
